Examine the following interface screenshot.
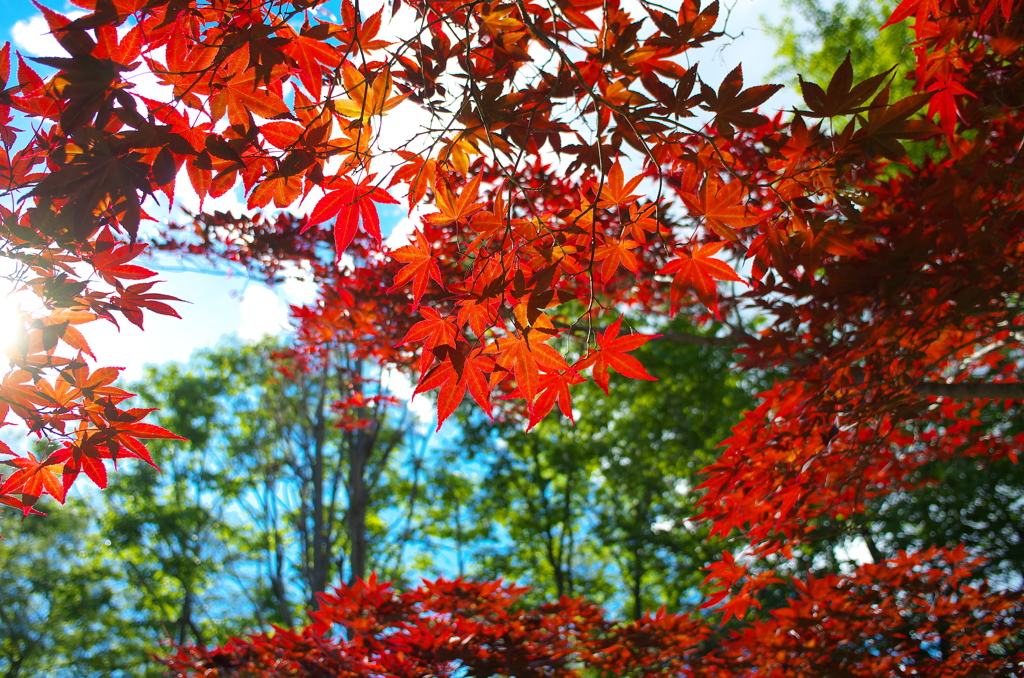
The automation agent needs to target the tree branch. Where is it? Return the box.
[654,331,752,347]
[917,381,1024,399]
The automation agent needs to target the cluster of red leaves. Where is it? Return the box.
[163,560,1024,677]
[0,0,407,511]
[706,547,1024,676]
[0,0,201,513]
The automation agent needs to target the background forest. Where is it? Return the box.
[2,0,1024,676]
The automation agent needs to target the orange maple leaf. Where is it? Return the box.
[280,26,343,98]
[415,346,495,430]
[596,161,644,208]
[427,174,485,227]
[210,61,289,127]
[491,330,570,403]
[388,230,442,306]
[594,238,641,280]
[333,64,406,122]
[397,307,462,373]
[0,451,67,514]
[680,175,763,241]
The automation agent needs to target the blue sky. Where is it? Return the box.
[0,0,33,30]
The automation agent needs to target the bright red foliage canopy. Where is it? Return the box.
[0,0,1023,670]
[164,566,1024,677]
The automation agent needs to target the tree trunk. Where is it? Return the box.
[270,526,292,626]
[309,370,331,608]
[347,431,372,583]
[632,547,644,622]
[177,587,203,645]
[4,654,23,678]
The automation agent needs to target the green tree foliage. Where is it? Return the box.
[0,504,154,678]
[101,359,269,644]
[0,349,300,676]
[765,0,916,98]
[0,336,426,673]
[856,451,1024,586]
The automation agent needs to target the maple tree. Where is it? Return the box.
[0,0,1023,671]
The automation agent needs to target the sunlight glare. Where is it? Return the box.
[0,293,24,354]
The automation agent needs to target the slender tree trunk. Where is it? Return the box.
[527,451,563,597]
[561,470,575,598]
[177,587,201,645]
[632,547,644,622]
[262,468,293,626]
[4,654,23,678]
[455,494,465,578]
[347,431,372,583]
[390,454,424,577]
[309,370,330,607]
[271,525,292,626]
[630,492,651,621]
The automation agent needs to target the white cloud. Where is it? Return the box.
[12,14,63,57]
[11,12,89,57]
[382,369,434,423]
[279,268,320,306]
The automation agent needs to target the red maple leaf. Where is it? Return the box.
[527,368,585,429]
[490,330,570,403]
[658,241,745,318]
[397,307,462,373]
[578,317,659,395]
[595,161,644,208]
[679,175,764,242]
[304,177,399,255]
[415,346,494,430]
